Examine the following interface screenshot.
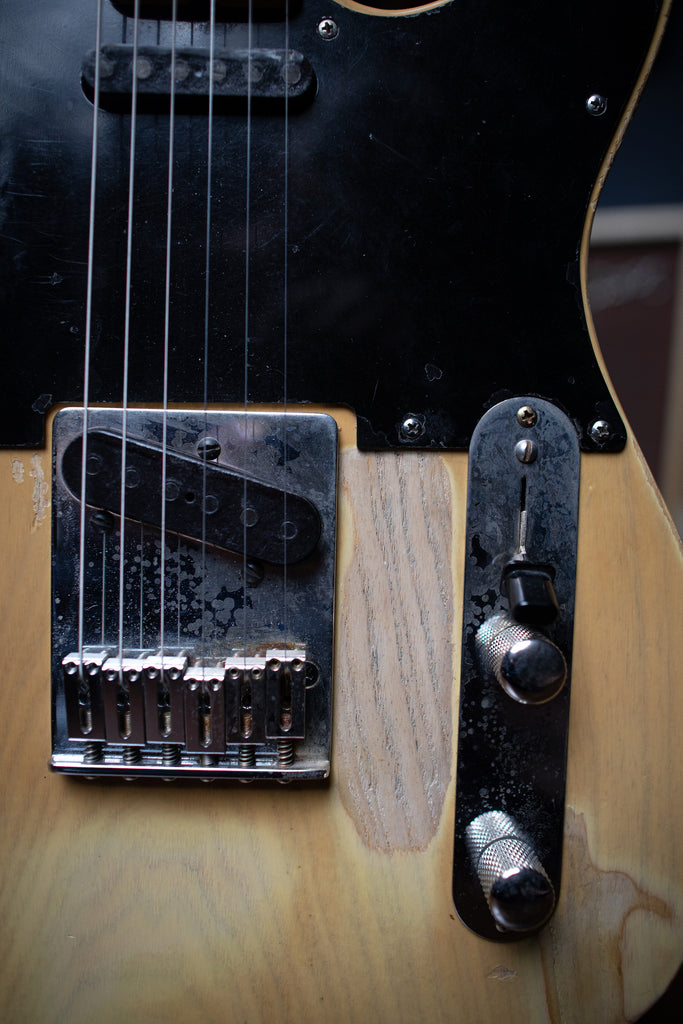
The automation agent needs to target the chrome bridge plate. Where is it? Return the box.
[51,409,337,781]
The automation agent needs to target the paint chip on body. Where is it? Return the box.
[29,453,50,526]
[11,459,24,483]
[488,965,518,981]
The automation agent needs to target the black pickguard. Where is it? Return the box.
[0,0,662,449]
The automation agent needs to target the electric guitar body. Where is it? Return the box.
[0,1,681,1022]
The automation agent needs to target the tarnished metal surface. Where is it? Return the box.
[453,398,580,939]
[51,409,337,781]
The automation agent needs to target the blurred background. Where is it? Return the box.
[588,2,683,537]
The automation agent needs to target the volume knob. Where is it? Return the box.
[465,810,555,933]
[476,612,566,704]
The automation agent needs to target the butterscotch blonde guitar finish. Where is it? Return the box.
[1,410,681,1023]
[2,2,682,1021]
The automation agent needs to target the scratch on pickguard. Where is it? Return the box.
[11,459,25,483]
[29,453,50,528]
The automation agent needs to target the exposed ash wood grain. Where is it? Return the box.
[335,449,459,852]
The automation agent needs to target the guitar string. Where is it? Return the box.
[243,0,254,676]
[117,0,142,676]
[78,0,104,670]
[159,0,180,669]
[201,0,218,669]
[283,0,290,659]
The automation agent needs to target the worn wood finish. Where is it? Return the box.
[1,411,681,1022]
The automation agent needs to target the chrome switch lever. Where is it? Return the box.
[466,811,555,934]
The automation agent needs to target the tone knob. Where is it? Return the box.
[476,612,566,704]
[465,810,555,933]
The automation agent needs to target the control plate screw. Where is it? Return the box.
[515,439,538,464]
[516,405,537,428]
[317,18,339,40]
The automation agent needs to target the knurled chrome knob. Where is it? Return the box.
[465,810,555,933]
[476,612,566,704]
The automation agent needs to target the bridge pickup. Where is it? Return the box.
[61,430,321,564]
[82,45,316,112]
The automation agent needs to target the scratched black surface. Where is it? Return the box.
[0,0,662,448]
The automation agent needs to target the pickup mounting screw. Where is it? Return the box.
[197,436,221,461]
[92,509,116,534]
[317,18,339,40]
[589,419,611,444]
[586,93,607,116]
[246,559,264,585]
[401,415,425,441]
[516,405,537,428]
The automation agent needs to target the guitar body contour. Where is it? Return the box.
[1,0,681,1021]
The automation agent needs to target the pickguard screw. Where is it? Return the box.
[197,436,221,461]
[589,419,611,444]
[317,17,339,40]
[515,439,538,464]
[516,405,537,428]
[401,415,425,441]
[586,93,607,116]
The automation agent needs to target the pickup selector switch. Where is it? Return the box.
[476,612,567,704]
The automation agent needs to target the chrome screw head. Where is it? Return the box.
[245,559,265,585]
[317,17,339,40]
[515,439,538,464]
[586,93,607,116]
[516,405,537,428]
[589,419,611,444]
[401,415,425,441]
[197,436,221,461]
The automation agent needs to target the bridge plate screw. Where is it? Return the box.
[586,93,607,116]
[317,18,339,40]
[401,415,425,441]
[589,419,611,444]
[516,405,537,428]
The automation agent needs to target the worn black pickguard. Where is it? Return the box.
[0,0,662,449]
